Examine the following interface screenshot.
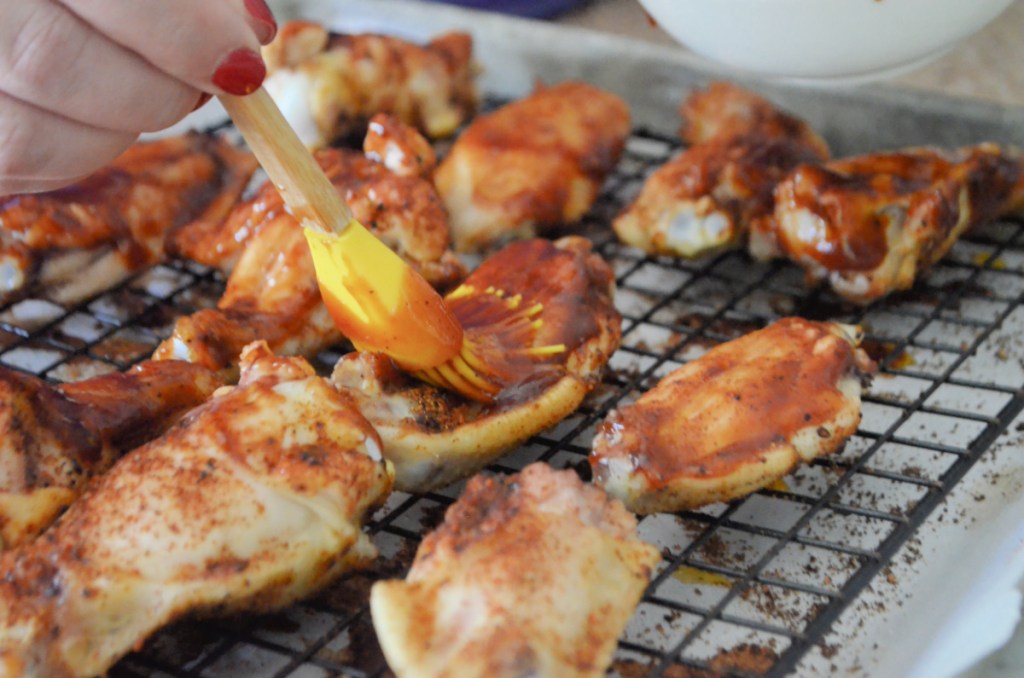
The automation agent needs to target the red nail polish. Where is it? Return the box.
[244,0,277,43]
[212,49,266,95]
[191,92,212,112]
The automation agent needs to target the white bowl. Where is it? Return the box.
[637,0,1017,83]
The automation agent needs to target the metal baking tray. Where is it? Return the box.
[3,1,1023,676]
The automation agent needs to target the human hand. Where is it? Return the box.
[0,0,277,195]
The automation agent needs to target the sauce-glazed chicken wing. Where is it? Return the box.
[750,144,1024,303]
[371,463,659,678]
[161,121,464,376]
[435,81,631,252]
[332,237,620,492]
[614,82,828,258]
[0,343,393,677]
[0,361,221,548]
[591,318,875,514]
[262,20,477,149]
[169,136,462,287]
[154,217,339,378]
[0,133,256,305]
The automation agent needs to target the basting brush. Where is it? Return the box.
[219,88,562,402]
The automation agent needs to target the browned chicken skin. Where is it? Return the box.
[0,133,256,305]
[332,237,620,492]
[751,144,1024,303]
[371,463,659,678]
[591,318,875,514]
[0,361,222,548]
[435,81,631,252]
[614,82,828,258]
[0,343,393,678]
[262,20,477,148]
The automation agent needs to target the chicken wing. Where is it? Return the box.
[160,124,464,376]
[331,237,620,492]
[0,343,393,677]
[371,462,659,678]
[591,318,875,514]
[0,360,221,548]
[262,20,477,149]
[169,141,463,288]
[613,82,828,258]
[677,81,828,153]
[0,133,256,305]
[153,217,340,378]
[435,81,631,252]
[750,144,1024,303]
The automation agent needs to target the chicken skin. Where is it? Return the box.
[371,463,659,678]
[331,237,620,492]
[0,361,221,548]
[591,318,875,514]
[750,144,1024,303]
[160,121,464,376]
[614,82,828,258]
[0,133,256,305]
[435,81,631,252]
[262,20,477,149]
[0,343,393,678]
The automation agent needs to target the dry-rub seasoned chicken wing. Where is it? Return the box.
[331,237,620,492]
[591,318,875,514]
[0,343,392,677]
[0,360,221,548]
[614,82,828,258]
[262,20,477,148]
[371,463,659,678]
[750,144,1024,303]
[435,81,631,252]
[0,133,256,305]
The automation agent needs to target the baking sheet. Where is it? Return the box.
[15,1,1024,675]
[276,3,1024,675]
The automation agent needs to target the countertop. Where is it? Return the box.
[554,0,1024,108]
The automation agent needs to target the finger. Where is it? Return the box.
[58,0,270,95]
[0,90,137,194]
[0,0,201,134]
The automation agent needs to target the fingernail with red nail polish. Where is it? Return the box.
[212,49,266,95]
[191,92,213,112]
[244,0,277,43]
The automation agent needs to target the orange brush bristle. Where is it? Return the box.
[413,285,566,403]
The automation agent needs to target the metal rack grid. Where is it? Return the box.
[2,119,1023,678]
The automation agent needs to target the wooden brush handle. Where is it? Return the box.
[218,88,353,233]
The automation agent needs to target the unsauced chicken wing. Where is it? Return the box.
[614,82,828,258]
[0,133,256,305]
[0,343,393,677]
[591,318,875,514]
[677,81,829,154]
[435,81,631,252]
[750,144,1024,303]
[262,20,477,149]
[331,237,620,492]
[371,463,659,678]
[0,360,221,548]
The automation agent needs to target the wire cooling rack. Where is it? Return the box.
[2,118,1024,678]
